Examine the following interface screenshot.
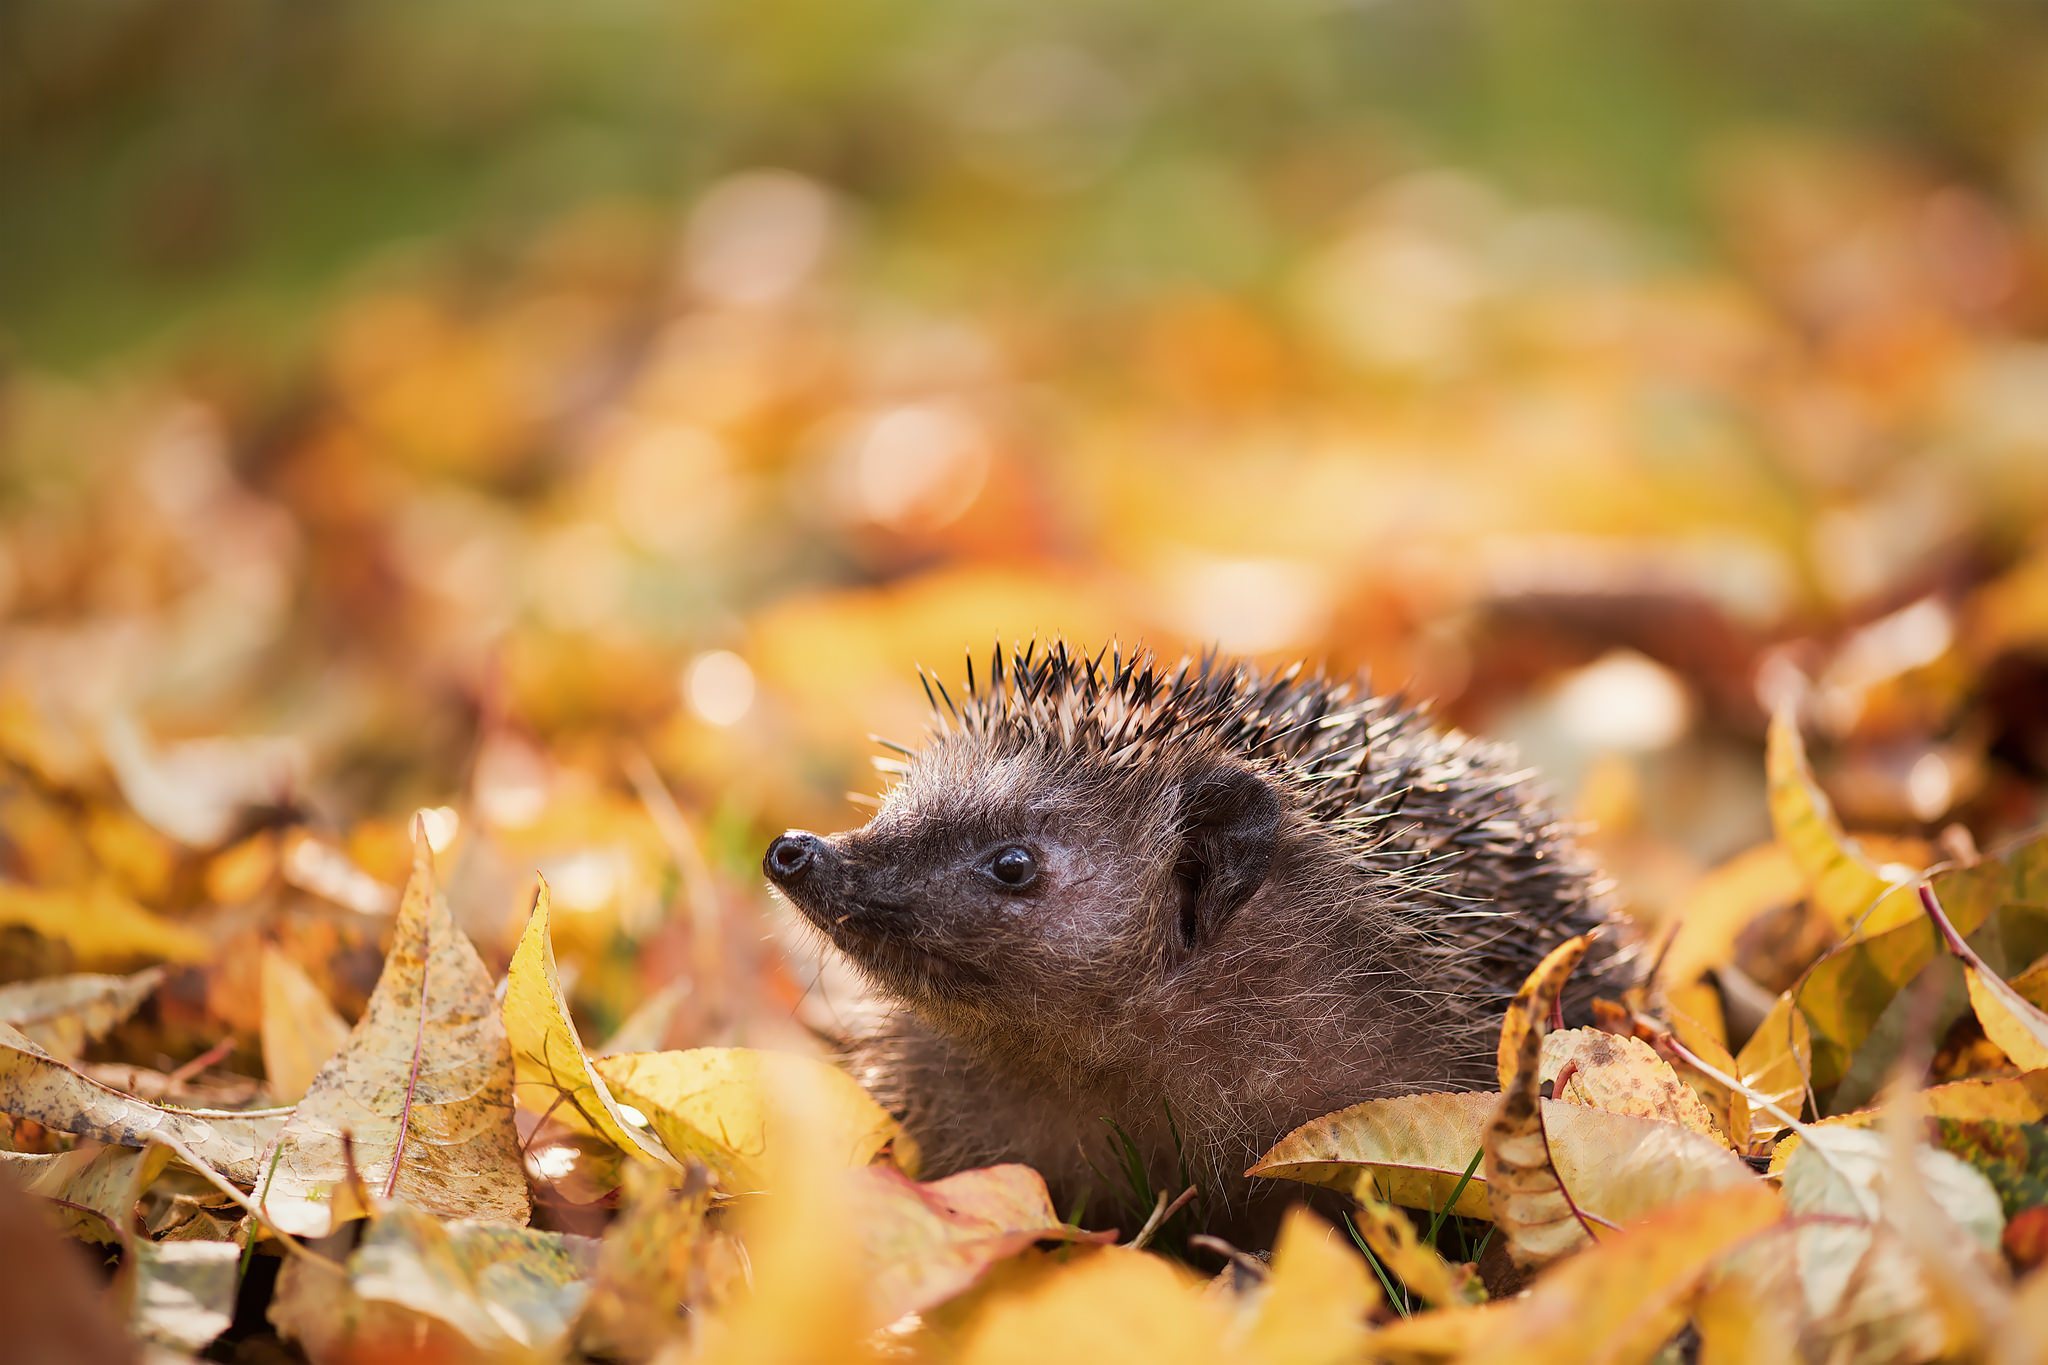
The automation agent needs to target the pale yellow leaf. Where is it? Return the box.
[593,1046,909,1191]
[260,948,351,1103]
[502,879,679,1170]
[261,830,528,1238]
[1733,992,1812,1150]
[0,1141,170,1243]
[0,1021,281,1182]
[128,1239,240,1356]
[0,969,163,1059]
[1340,1186,1478,1309]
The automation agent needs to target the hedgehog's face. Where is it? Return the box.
[763,742,1282,1021]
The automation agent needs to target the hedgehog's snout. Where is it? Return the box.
[764,829,827,884]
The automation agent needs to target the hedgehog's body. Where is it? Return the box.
[764,644,1626,1238]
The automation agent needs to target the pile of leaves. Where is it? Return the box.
[1,667,2048,1363]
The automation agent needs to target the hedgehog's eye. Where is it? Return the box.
[982,845,1039,891]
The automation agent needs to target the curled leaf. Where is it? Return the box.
[0,968,163,1058]
[1766,703,1918,935]
[1487,933,1592,1269]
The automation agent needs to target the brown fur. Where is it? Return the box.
[764,643,1630,1239]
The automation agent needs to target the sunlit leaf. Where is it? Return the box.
[262,831,528,1237]
[1921,881,2048,1070]
[1229,1206,1376,1365]
[1487,933,1592,1268]
[1341,1185,1479,1309]
[0,969,163,1059]
[0,882,208,968]
[502,878,680,1170]
[1540,1026,1725,1141]
[0,1141,169,1243]
[592,1045,910,1190]
[951,1245,1223,1365]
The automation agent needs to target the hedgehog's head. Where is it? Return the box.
[763,646,1290,1027]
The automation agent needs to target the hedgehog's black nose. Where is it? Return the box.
[765,831,823,883]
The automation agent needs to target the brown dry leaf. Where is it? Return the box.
[1342,1185,1479,1308]
[1487,933,1593,1269]
[0,969,163,1059]
[1540,1026,1726,1141]
[0,882,209,968]
[1766,702,1921,936]
[1228,1206,1377,1365]
[0,1141,169,1243]
[128,1238,241,1357]
[260,947,351,1103]
[0,1021,281,1182]
[593,1046,910,1190]
[271,1201,596,1363]
[951,1245,1225,1365]
[261,830,528,1238]
[1251,1091,1753,1228]
[1448,1183,1782,1365]
[501,879,680,1170]
[847,1162,1114,1324]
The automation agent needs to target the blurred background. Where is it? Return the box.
[5,0,2048,1043]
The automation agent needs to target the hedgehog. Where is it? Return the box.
[763,642,1629,1238]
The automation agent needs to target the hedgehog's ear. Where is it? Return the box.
[1173,764,1280,949]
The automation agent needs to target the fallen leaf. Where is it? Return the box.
[502,879,680,1170]
[261,830,528,1237]
[1734,992,1812,1149]
[1229,1206,1376,1365]
[951,1245,1224,1365]
[848,1162,1114,1324]
[1340,1185,1480,1309]
[1657,841,1807,989]
[575,1162,736,1361]
[0,882,208,968]
[271,1201,596,1362]
[0,1021,280,1182]
[1251,1092,1755,1228]
[0,969,164,1058]
[0,1141,169,1243]
[1766,703,1920,935]
[1487,934,1593,1269]
[1922,882,2048,1069]
[128,1238,240,1356]
[593,1046,909,1190]
[260,947,351,1103]
[1448,1183,1782,1365]
[1540,1026,1725,1141]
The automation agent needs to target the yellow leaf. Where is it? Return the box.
[502,878,681,1171]
[0,1021,281,1182]
[848,1162,1114,1324]
[0,968,162,1059]
[575,1162,737,1360]
[593,1046,909,1191]
[1656,842,1805,989]
[1769,1069,2048,1174]
[259,948,351,1103]
[1766,703,1921,935]
[1734,992,1811,1153]
[1540,1027,1725,1141]
[0,881,208,967]
[952,1245,1224,1365]
[261,828,529,1238]
[1251,1091,1755,1228]
[1448,1184,1783,1365]
[1341,1186,1478,1309]
[1663,1005,1750,1148]
[1231,1206,1377,1365]
[1921,880,2048,1069]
